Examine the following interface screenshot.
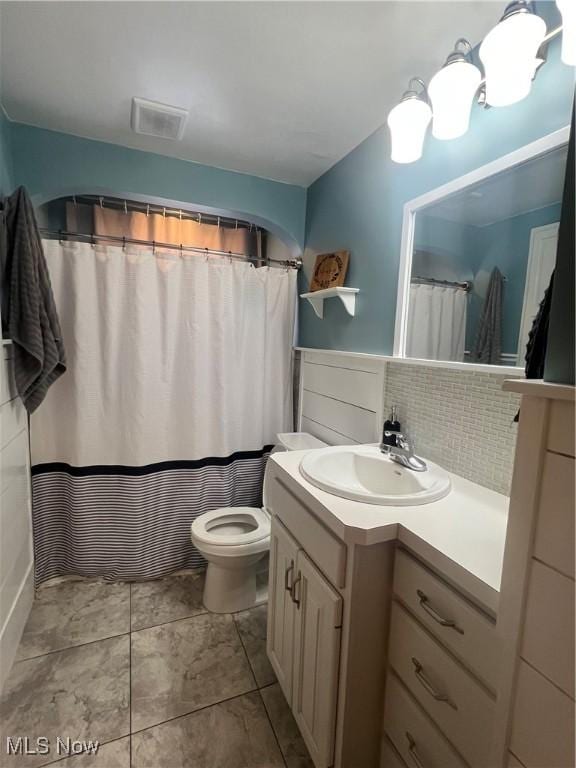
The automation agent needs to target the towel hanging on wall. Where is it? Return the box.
[1,187,66,411]
[471,266,503,365]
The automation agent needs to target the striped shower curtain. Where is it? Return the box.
[30,239,296,584]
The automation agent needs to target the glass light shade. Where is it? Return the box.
[387,97,432,163]
[429,60,482,140]
[556,0,576,66]
[479,11,547,106]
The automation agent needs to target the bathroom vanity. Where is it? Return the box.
[264,448,508,768]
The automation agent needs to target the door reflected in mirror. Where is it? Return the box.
[402,141,568,367]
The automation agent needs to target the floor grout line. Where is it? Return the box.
[232,612,288,768]
[131,608,209,633]
[257,687,289,768]
[231,609,259,691]
[14,630,131,663]
[129,686,261,737]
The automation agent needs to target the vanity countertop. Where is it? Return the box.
[268,450,509,613]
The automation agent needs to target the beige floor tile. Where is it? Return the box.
[131,613,256,731]
[17,581,129,660]
[131,692,284,768]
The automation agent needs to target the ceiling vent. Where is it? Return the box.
[131,97,188,140]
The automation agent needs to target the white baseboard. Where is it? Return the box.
[0,561,34,692]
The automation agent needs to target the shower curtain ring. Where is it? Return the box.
[205,248,209,261]
[228,250,233,264]
[122,236,126,251]
[58,229,63,245]
[124,200,128,215]
[153,240,156,255]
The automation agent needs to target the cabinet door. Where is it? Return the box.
[267,516,300,703]
[292,550,342,768]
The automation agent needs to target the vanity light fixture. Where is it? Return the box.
[556,0,576,66]
[428,39,482,140]
[479,0,547,107]
[387,78,432,164]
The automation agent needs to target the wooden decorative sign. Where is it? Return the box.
[309,251,350,292]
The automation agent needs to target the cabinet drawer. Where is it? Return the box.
[268,477,346,588]
[384,672,467,768]
[388,602,494,768]
[381,735,407,768]
[547,401,575,457]
[534,451,575,578]
[521,558,575,698]
[393,548,497,690]
[510,661,575,768]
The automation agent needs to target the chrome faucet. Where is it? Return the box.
[380,429,427,472]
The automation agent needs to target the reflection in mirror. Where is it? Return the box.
[406,143,568,366]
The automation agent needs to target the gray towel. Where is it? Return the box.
[472,267,503,365]
[1,187,66,412]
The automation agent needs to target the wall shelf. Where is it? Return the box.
[300,287,359,319]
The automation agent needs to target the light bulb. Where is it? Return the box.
[556,0,576,66]
[429,41,482,140]
[479,4,547,107]
[388,80,432,163]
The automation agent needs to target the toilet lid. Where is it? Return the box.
[191,506,270,547]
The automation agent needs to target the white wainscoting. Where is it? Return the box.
[0,341,33,690]
[297,350,385,445]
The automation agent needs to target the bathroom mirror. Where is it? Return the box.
[393,128,570,369]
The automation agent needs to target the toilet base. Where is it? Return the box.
[203,555,266,613]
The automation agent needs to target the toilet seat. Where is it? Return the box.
[191,506,270,548]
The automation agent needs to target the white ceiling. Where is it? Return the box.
[423,145,568,227]
[0,1,501,187]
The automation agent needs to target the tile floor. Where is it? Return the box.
[0,573,313,768]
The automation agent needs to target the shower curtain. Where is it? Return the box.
[31,239,297,583]
[406,283,467,362]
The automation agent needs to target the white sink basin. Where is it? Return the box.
[299,445,451,506]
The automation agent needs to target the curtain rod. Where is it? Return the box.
[40,230,302,270]
[70,195,262,232]
[411,276,473,292]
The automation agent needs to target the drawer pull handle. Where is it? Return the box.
[291,572,302,608]
[411,657,458,710]
[406,732,426,768]
[417,590,464,635]
[284,562,294,592]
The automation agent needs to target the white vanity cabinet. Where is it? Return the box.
[264,452,507,768]
[267,516,342,768]
[266,471,394,768]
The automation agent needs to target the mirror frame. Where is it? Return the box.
[393,125,571,374]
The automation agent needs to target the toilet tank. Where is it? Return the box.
[263,432,327,511]
[274,432,328,452]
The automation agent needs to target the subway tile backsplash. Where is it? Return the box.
[383,362,521,495]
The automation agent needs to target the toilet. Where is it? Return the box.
[191,432,326,613]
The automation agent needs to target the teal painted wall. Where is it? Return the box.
[301,38,575,353]
[0,110,15,196]
[9,123,307,250]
